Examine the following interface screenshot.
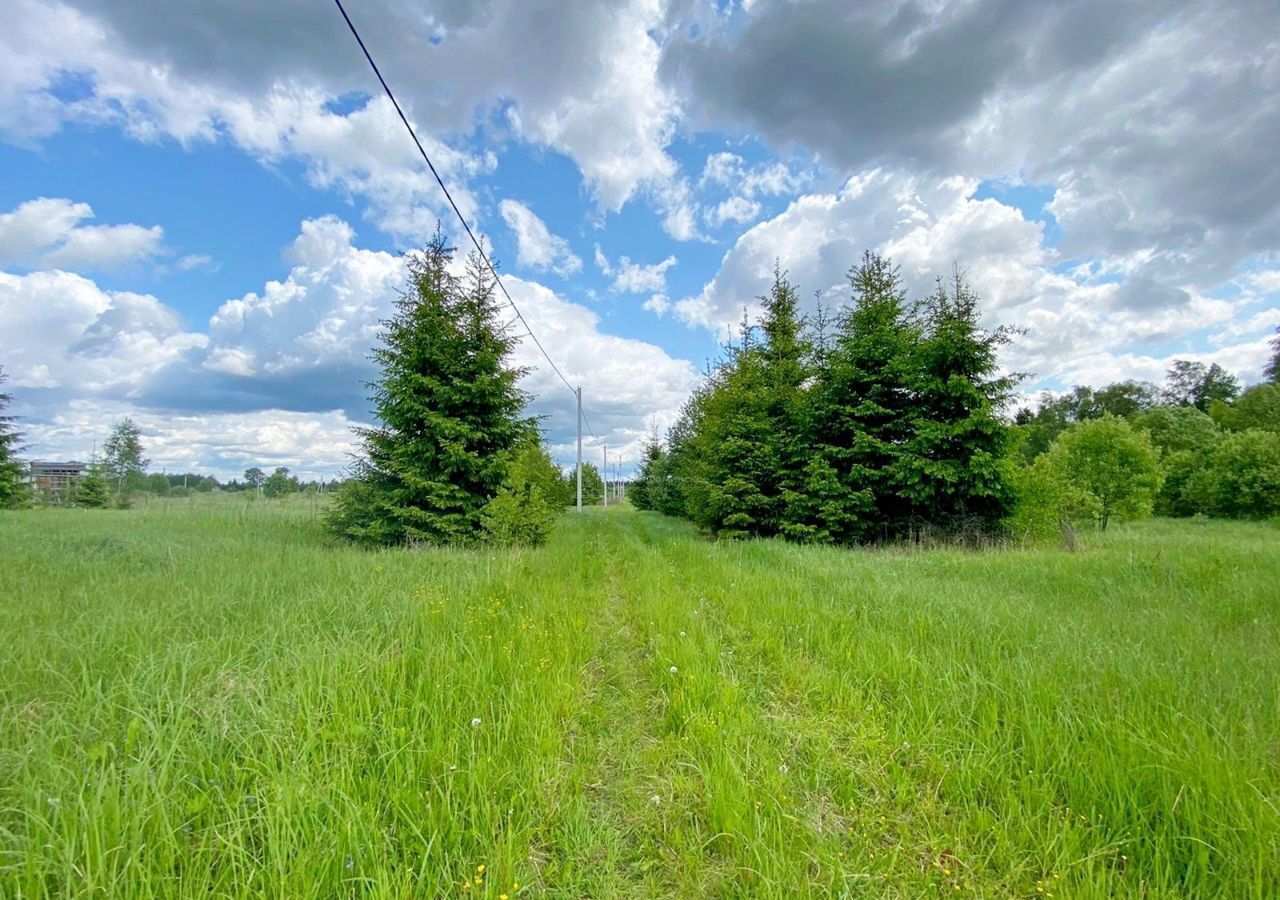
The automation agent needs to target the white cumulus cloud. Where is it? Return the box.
[0,197,165,270]
[498,199,582,277]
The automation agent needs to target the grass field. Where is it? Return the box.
[1,501,1277,898]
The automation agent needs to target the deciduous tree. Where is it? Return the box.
[103,418,148,502]
[1042,417,1162,530]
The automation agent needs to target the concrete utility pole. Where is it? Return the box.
[576,387,583,511]
[602,444,608,507]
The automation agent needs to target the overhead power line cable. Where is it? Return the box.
[332,0,577,397]
[580,408,600,441]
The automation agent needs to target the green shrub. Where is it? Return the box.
[480,485,556,546]
[1185,429,1280,519]
[1039,417,1162,530]
[480,441,563,546]
[1005,455,1099,539]
[1209,383,1280,434]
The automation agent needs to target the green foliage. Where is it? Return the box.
[669,270,810,538]
[1264,325,1279,382]
[263,466,300,498]
[801,252,917,541]
[1004,454,1100,539]
[1209,382,1280,433]
[627,438,664,511]
[1185,429,1280,519]
[0,366,29,509]
[1134,405,1220,454]
[103,417,148,500]
[654,253,1017,545]
[243,467,266,490]
[1039,417,1162,530]
[73,463,111,509]
[892,270,1019,534]
[1132,406,1220,516]
[576,461,604,505]
[1161,360,1240,411]
[1014,380,1159,462]
[481,440,563,546]
[145,473,171,495]
[326,231,534,546]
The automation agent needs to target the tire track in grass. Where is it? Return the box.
[585,513,870,897]
[624,513,999,897]
[533,511,680,898]
[538,511,792,898]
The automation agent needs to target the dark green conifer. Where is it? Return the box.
[327,231,534,546]
[0,367,28,508]
[895,270,1019,535]
[805,252,918,541]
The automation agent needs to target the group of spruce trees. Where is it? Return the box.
[629,253,1018,544]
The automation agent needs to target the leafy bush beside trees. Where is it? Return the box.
[1185,430,1280,519]
[1210,383,1280,434]
[1034,417,1162,530]
[481,440,567,545]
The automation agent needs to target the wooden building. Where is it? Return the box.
[30,461,87,496]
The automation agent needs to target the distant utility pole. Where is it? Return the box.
[602,444,608,507]
[575,387,583,511]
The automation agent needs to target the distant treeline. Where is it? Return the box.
[629,253,1280,541]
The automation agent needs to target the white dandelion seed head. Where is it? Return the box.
[679,630,687,637]
[669,666,678,674]
[471,718,482,728]
[650,794,662,805]
[778,763,789,774]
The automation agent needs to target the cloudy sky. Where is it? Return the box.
[1,0,1277,479]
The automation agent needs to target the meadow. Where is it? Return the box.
[1,500,1277,898]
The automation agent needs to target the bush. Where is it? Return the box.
[1209,383,1280,434]
[480,441,563,546]
[1185,429,1280,519]
[480,486,556,546]
[1039,417,1162,530]
[1005,455,1100,540]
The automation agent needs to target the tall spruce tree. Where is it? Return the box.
[1265,325,1280,382]
[804,252,919,542]
[680,271,812,538]
[694,348,773,537]
[0,367,29,508]
[757,268,810,535]
[895,270,1019,534]
[628,436,665,511]
[326,232,534,546]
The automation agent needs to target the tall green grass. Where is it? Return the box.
[1,502,1276,897]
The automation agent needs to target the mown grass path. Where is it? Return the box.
[1,502,1278,898]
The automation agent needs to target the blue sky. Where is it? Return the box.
[1,0,1277,478]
